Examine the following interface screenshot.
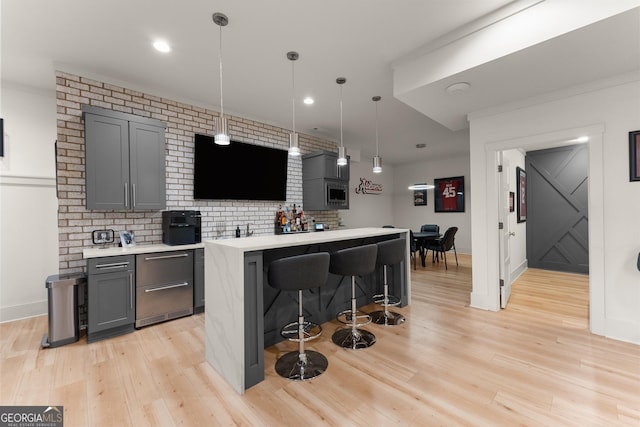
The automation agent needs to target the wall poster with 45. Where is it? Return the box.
[434,176,465,212]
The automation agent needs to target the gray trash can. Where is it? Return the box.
[41,272,86,348]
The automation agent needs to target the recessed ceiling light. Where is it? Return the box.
[445,82,470,95]
[303,97,314,105]
[153,40,171,53]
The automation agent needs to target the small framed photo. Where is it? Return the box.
[92,229,115,246]
[630,130,640,181]
[413,189,427,206]
[119,230,136,247]
[434,176,465,212]
[517,167,527,223]
[509,191,515,212]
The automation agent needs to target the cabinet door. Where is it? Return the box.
[324,154,349,181]
[129,121,166,210]
[85,114,129,209]
[88,270,135,333]
[194,248,205,312]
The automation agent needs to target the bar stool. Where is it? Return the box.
[267,252,330,381]
[330,243,378,349]
[370,238,406,326]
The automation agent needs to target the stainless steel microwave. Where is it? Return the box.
[326,181,348,207]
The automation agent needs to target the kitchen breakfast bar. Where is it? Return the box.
[204,227,411,394]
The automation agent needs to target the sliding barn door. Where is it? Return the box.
[526,144,589,274]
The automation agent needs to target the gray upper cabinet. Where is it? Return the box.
[83,105,166,210]
[302,150,349,182]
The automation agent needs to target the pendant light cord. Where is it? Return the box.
[218,24,224,120]
[291,60,296,133]
[339,85,343,148]
[375,101,379,156]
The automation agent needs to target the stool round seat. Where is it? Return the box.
[267,252,330,381]
[329,244,378,350]
[370,238,406,326]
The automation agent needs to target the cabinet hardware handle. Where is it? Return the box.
[132,183,136,208]
[129,273,134,310]
[95,262,130,269]
[144,282,189,293]
[124,183,129,208]
[144,253,189,261]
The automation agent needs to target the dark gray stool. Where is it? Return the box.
[329,244,378,349]
[370,238,406,326]
[267,252,330,381]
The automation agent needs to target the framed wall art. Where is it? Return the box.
[509,191,515,212]
[516,167,527,223]
[413,188,427,206]
[630,130,640,181]
[434,176,464,212]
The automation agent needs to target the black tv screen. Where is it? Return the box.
[193,134,288,201]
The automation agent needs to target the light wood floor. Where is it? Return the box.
[1,254,639,426]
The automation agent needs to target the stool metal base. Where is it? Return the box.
[369,310,406,326]
[331,327,376,350]
[275,350,328,381]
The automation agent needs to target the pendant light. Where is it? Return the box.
[213,12,230,145]
[336,77,348,166]
[287,51,300,156]
[372,96,382,173]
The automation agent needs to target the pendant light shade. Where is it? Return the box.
[213,12,230,145]
[287,51,300,156]
[372,95,382,173]
[336,77,348,166]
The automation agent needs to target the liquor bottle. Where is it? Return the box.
[235,226,241,238]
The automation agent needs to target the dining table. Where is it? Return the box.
[413,231,442,267]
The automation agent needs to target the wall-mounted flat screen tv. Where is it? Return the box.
[193,134,288,201]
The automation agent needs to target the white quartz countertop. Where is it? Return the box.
[83,242,205,259]
[204,227,408,252]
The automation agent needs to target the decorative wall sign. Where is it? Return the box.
[630,130,640,181]
[434,176,465,212]
[413,189,427,206]
[509,191,515,212]
[355,177,383,195]
[516,167,527,223]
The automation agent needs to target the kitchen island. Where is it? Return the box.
[204,227,410,394]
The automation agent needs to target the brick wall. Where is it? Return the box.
[55,71,339,274]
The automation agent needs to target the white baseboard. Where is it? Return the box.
[0,300,47,324]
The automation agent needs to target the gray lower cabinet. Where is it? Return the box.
[194,248,205,313]
[83,105,166,210]
[87,255,135,343]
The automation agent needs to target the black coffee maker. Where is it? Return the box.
[162,210,201,245]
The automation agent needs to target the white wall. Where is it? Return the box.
[469,79,640,344]
[0,83,59,322]
[394,154,471,253]
[339,160,394,229]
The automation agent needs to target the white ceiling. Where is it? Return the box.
[2,1,638,165]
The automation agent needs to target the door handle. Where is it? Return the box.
[124,183,129,208]
[129,273,134,310]
[509,232,516,236]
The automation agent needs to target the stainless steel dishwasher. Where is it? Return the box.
[135,250,194,328]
